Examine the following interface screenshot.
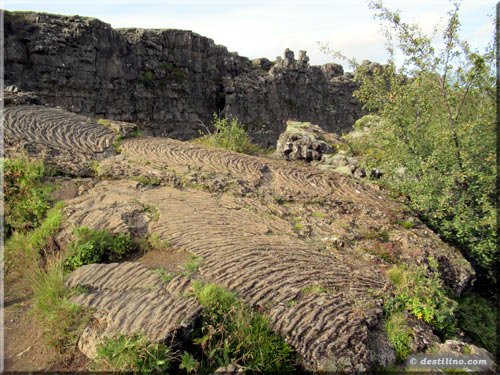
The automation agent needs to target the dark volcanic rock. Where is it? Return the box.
[223,49,365,146]
[4,10,251,140]
[4,10,364,146]
[66,262,200,358]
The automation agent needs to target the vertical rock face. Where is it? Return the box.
[223,50,364,146]
[4,10,364,145]
[4,11,252,139]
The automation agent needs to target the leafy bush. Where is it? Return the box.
[64,227,134,271]
[385,264,457,336]
[2,157,53,236]
[95,333,171,372]
[456,293,497,354]
[29,258,92,353]
[331,1,496,286]
[191,281,297,372]
[197,114,262,155]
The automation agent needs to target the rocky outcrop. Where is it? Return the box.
[66,262,200,358]
[3,105,117,176]
[275,120,338,161]
[224,49,364,146]
[432,340,496,373]
[61,179,388,372]
[4,11,364,146]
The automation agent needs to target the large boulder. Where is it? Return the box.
[276,120,340,162]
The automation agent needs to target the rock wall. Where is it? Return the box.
[224,49,365,146]
[4,10,364,145]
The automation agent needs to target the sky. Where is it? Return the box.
[3,0,495,66]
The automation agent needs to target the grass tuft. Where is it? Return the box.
[385,312,411,361]
[190,281,297,372]
[29,257,92,353]
[196,114,262,155]
[5,202,64,275]
[183,254,203,276]
[95,333,171,372]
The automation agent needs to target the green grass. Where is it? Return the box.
[2,157,53,236]
[385,264,457,337]
[385,312,411,361]
[300,285,327,295]
[291,216,303,232]
[2,157,93,356]
[138,233,170,253]
[397,220,415,229]
[64,227,134,271]
[97,118,111,126]
[112,128,143,154]
[29,258,92,353]
[152,267,174,283]
[90,160,101,174]
[311,211,325,219]
[113,135,123,153]
[133,175,162,187]
[183,254,203,276]
[5,202,64,274]
[196,114,262,155]
[190,282,297,373]
[95,333,171,372]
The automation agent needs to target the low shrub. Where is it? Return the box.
[64,227,134,271]
[133,175,162,187]
[161,62,187,83]
[2,157,53,236]
[384,264,457,337]
[191,281,297,372]
[95,333,171,372]
[197,114,262,155]
[456,293,497,354]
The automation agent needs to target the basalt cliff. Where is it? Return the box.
[4,10,362,146]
